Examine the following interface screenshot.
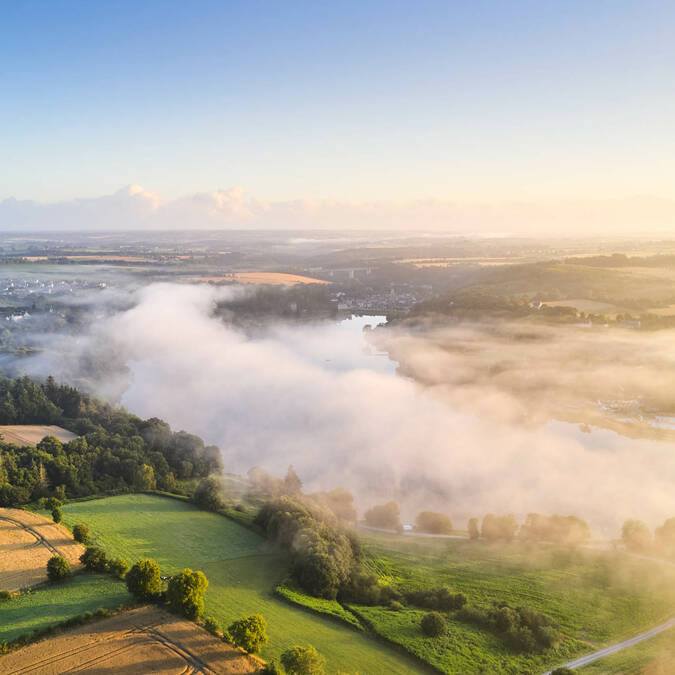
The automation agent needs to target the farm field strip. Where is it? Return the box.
[0,508,84,591]
[0,425,78,446]
[0,605,262,674]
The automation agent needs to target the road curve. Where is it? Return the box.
[542,617,675,674]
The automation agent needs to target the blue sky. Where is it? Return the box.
[1,0,674,210]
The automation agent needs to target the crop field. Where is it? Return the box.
[353,533,675,674]
[0,605,262,674]
[0,508,84,591]
[60,494,424,674]
[184,272,330,285]
[0,573,130,643]
[0,425,78,446]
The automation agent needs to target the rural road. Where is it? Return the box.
[542,616,675,674]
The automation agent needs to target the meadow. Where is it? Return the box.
[350,532,675,674]
[59,494,424,674]
[0,574,130,643]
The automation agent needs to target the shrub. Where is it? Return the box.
[72,523,90,544]
[51,506,62,524]
[389,600,405,611]
[262,661,284,675]
[415,511,452,534]
[193,476,224,512]
[109,557,130,579]
[551,669,575,675]
[126,559,162,600]
[0,590,11,602]
[47,555,70,582]
[405,586,466,611]
[167,568,209,620]
[228,614,268,653]
[203,616,221,635]
[421,611,446,637]
[281,645,326,675]
[80,546,108,572]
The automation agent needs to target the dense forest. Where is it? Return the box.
[0,375,221,506]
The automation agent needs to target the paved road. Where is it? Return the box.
[542,616,675,674]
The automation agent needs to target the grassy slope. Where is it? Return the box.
[60,494,424,674]
[579,625,675,674]
[356,533,675,674]
[0,574,130,643]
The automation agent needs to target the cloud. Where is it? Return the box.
[1,186,675,233]
[18,282,675,534]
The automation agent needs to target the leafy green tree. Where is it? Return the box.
[280,645,325,675]
[72,523,90,544]
[47,555,70,582]
[193,476,224,512]
[80,546,108,572]
[109,557,130,578]
[363,501,401,531]
[167,568,209,620]
[421,611,446,637]
[126,559,162,600]
[51,506,62,523]
[228,614,268,653]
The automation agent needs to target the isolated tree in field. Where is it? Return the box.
[284,465,303,495]
[51,505,62,523]
[193,476,223,512]
[167,568,208,620]
[126,558,162,600]
[415,511,452,534]
[621,519,652,552]
[364,501,401,531]
[655,517,675,553]
[468,517,480,539]
[47,555,70,582]
[109,557,130,578]
[228,614,268,653]
[45,496,62,511]
[482,514,517,541]
[80,546,108,572]
[72,523,90,544]
[280,644,325,675]
[421,611,446,637]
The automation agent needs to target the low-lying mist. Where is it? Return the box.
[19,283,675,535]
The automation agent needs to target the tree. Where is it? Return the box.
[284,465,303,495]
[227,614,268,653]
[72,523,90,544]
[655,517,675,554]
[193,476,223,512]
[80,546,108,572]
[137,463,156,491]
[621,519,652,552]
[415,511,452,534]
[47,555,70,582]
[363,501,401,531]
[481,514,517,541]
[126,559,162,600]
[280,645,326,675]
[421,611,446,637]
[167,568,209,620]
[51,506,62,523]
[468,517,480,540]
[109,557,130,578]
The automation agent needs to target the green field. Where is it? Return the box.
[353,532,675,674]
[0,574,130,643]
[59,494,424,674]
[579,625,675,673]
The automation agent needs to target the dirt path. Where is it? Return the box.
[542,617,675,674]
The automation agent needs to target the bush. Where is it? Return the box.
[0,590,12,602]
[126,559,162,600]
[167,568,208,620]
[389,600,405,611]
[280,645,325,675]
[72,523,90,544]
[262,661,284,675]
[80,546,108,572]
[421,611,446,637]
[228,614,268,653]
[109,557,130,579]
[551,668,575,675]
[405,586,466,611]
[203,616,221,635]
[51,506,62,524]
[193,476,224,512]
[46,555,70,582]
[415,511,452,534]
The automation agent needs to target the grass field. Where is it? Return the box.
[353,533,675,674]
[0,574,130,643]
[579,624,675,673]
[59,494,424,674]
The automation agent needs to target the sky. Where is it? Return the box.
[1,1,674,231]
